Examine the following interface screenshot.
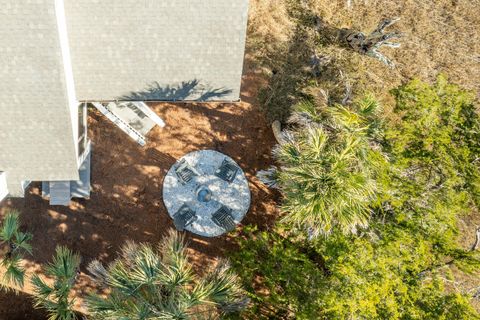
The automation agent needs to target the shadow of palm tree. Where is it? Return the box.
[0,289,84,320]
[118,80,233,102]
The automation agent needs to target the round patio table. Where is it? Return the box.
[162,150,251,237]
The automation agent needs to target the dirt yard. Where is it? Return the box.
[0,68,279,318]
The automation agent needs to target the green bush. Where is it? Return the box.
[234,77,480,319]
[386,75,480,207]
[230,227,323,319]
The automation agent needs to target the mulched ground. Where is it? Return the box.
[0,72,280,318]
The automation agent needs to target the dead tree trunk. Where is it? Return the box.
[314,16,403,67]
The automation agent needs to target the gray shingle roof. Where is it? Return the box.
[0,0,248,196]
[0,0,79,196]
[65,0,249,101]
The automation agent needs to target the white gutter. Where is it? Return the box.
[54,0,80,165]
[0,172,8,202]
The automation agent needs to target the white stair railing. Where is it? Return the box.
[78,139,92,168]
[130,101,166,128]
[92,102,146,146]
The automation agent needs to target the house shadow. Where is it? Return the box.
[0,290,48,320]
[118,79,233,102]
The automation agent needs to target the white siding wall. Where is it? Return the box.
[0,172,8,202]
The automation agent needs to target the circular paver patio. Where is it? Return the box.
[163,150,251,237]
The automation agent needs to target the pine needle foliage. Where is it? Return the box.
[31,246,80,320]
[386,75,480,208]
[236,78,480,318]
[86,229,248,320]
[0,210,32,291]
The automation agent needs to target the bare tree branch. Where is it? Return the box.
[471,226,480,251]
[314,15,403,67]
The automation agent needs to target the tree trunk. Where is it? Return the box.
[471,226,480,251]
[271,120,285,145]
[313,15,402,67]
[419,228,480,277]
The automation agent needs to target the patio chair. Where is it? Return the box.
[175,159,198,184]
[211,205,236,232]
[173,204,197,231]
[214,158,239,183]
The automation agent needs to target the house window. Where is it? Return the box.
[78,103,88,158]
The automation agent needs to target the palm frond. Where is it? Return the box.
[105,261,140,296]
[200,260,244,308]
[31,274,54,301]
[256,167,279,188]
[86,293,126,317]
[15,231,33,255]
[0,211,20,243]
[129,244,162,286]
[290,100,322,123]
[45,246,80,281]
[276,117,380,236]
[1,253,26,290]
[87,260,109,285]
[356,93,381,117]
[31,247,79,320]
[0,211,32,291]
[86,229,247,319]
[158,230,193,290]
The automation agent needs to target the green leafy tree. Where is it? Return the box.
[31,246,80,320]
[86,229,248,319]
[0,210,32,290]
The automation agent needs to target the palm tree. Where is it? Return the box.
[260,97,387,237]
[31,246,80,320]
[86,229,248,319]
[0,210,32,290]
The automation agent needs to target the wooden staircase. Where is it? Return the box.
[91,101,165,146]
[42,142,91,206]
[49,181,71,206]
[92,102,147,146]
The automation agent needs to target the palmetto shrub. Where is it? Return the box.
[265,96,388,236]
[0,210,32,290]
[86,229,248,319]
[31,246,80,320]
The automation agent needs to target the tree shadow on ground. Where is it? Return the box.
[118,79,233,102]
[0,290,48,320]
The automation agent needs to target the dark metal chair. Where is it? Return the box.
[173,204,197,231]
[214,158,239,183]
[175,159,198,184]
[211,205,236,232]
